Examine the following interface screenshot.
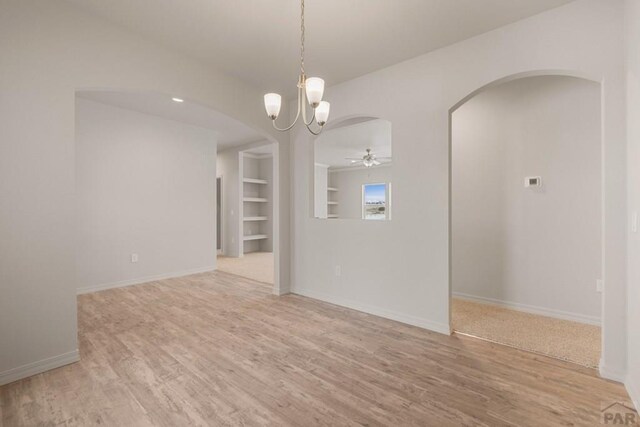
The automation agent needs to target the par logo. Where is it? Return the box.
[601,402,638,425]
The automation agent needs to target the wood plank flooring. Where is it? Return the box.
[0,271,631,426]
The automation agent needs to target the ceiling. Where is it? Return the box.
[244,144,275,156]
[77,91,265,149]
[315,118,391,168]
[65,0,574,97]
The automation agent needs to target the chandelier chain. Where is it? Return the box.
[300,0,305,76]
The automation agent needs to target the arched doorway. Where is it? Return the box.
[448,74,603,367]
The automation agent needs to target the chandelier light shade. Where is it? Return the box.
[263,0,330,135]
[264,93,282,119]
[304,77,325,107]
[315,101,330,126]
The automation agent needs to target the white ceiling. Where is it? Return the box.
[65,0,574,97]
[315,118,391,168]
[77,91,265,149]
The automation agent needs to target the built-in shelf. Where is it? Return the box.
[243,197,268,203]
[243,234,268,241]
[328,214,339,218]
[327,201,338,205]
[243,178,268,185]
[243,216,268,221]
[327,187,338,192]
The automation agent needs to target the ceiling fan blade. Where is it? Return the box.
[373,160,381,165]
[376,157,392,160]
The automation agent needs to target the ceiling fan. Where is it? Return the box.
[345,149,391,168]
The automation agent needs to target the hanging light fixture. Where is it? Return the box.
[263,0,330,135]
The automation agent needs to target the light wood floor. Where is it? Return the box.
[0,271,630,426]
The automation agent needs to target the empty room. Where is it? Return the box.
[1,1,639,426]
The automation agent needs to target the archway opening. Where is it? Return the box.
[74,89,282,295]
[449,75,603,368]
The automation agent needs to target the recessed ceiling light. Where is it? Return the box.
[172,97,184,103]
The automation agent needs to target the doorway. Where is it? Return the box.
[449,75,603,368]
[216,143,278,288]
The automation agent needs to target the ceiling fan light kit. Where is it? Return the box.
[263,0,330,135]
[346,148,392,168]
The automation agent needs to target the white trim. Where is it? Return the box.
[0,349,79,386]
[242,152,273,159]
[626,375,640,411]
[293,288,451,335]
[599,359,626,383]
[77,266,216,295]
[453,292,601,326]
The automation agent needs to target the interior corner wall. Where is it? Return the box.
[75,98,217,293]
[291,0,627,377]
[451,76,602,324]
[0,0,289,384]
[625,0,640,409]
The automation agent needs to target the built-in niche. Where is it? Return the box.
[241,150,274,254]
[313,118,392,220]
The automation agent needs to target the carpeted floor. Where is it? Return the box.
[216,252,274,285]
[452,298,601,368]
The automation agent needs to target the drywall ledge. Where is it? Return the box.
[453,292,601,326]
[76,266,216,295]
[293,288,451,335]
[0,350,80,386]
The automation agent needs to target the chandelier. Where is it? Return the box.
[263,0,330,135]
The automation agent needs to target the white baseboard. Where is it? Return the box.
[626,374,640,411]
[0,349,80,386]
[292,288,451,335]
[599,359,626,383]
[77,265,217,295]
[453,292,601,326]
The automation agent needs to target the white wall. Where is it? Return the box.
[0,0,289,385]
[452,76,601,324]
[291,0,627,380]
[217,148,241,257]
[625,0,640,410]
[75,98,217,293]
[314,165,329,218]
[330,166,393,220]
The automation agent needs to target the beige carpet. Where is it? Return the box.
[452,298,601,368]
[217,252,274,285]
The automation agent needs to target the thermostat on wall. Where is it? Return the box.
[524,176,542,187]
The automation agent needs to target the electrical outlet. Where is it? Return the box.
[131,253,138,263]
[596,279,603,293]
[335,265,341,277]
